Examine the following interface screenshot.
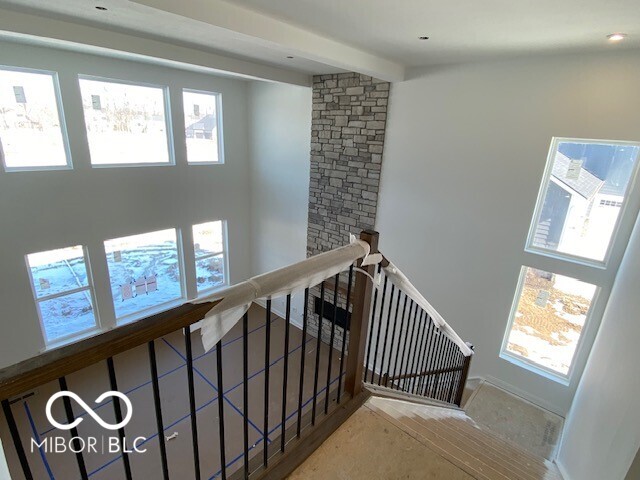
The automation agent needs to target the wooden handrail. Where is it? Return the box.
[383,364,464,384]
[0,301,218,401]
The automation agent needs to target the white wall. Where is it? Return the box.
[247,81,312,324]
[0,41,254,368]
[376,51,640,414]
[557,213,640,480]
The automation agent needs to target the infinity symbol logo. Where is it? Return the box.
[46,391,133,431]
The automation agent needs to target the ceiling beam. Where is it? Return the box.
[133,0,406,82]
[0,8,313,86]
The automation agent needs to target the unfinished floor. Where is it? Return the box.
[0,304,343,480]
[290,396,563,480]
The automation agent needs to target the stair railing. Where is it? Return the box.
[362,252,474,406]
[0,230,472,480]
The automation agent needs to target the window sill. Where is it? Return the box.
[41,327,103,353]
[499,351,571,386]
[115,297,187,327]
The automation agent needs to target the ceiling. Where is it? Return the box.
[230,0,640,66]
[0,0,638,81]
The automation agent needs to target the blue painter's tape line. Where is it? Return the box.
[24,401,55,480]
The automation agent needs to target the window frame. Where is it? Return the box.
[77,74,175,169]
[182,88,225,165]
[0,65,73,173]
[193,219,229,295]
[25,245,101,347]
[524,137,640,268]
[103,227,187,325]
[500,265,602,384]
[502,136,640,384]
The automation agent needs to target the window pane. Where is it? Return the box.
[104,228,182,319]
[0,68,68,169]
[505,267,596,375]
[193,220,224,257]
[38,291,96,342]
[196,255,225,292]
[79,78,170,165]
[183,90,220,163]
[27,246,89,298]
[531,140,640,262]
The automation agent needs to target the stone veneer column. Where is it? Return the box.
[307,72,390,256]
[306,72,390,348]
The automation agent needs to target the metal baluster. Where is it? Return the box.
[216,340,227,479]
[443,342,456,401]
[413,311,433,395]
[447,351,462,403]
[364,264,382,383]
[106,357,133,480]
[280,295,291,452]
[378,283,402,387]
[184,327,201,480]
[435,341,450,400]
[311,282,325,425]
[369,273,388,385]
[242,312,250,478]
[390,295,409,389]
[378,282,395,386]
[408,311,427,394]
[398,301,417,392]
[324,274,340,414]
[423,327,441,397]
[297,289,309,437]
[435,338,451,400]
[415,317,434,396]
[58,377,89,480]
[148,341,169,480]
[337,266,354,403]
[263,300,272,467]
[1,400,33,480]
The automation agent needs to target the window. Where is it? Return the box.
[193,220,227,293]
[503,267,597,376]
[0,67,70,171]
[183,90,222,164]
[79,77,172,166]
[26,246,99,344]
[503,137,640,382]
[104,228,183,320]
[527,138,640,264]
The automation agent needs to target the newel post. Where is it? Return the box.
[344,229,379,397]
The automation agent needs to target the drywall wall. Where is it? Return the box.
[376,51,640,414]
[0,41,253,368]
[556,213,640,480]
[248,81,312,324]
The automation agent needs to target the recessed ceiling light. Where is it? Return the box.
[95,6,108,11]
[607,33,628,42]
[419,36,430,40]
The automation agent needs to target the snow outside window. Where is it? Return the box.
[26,246,99,344]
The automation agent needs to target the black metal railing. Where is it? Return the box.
[0,268,357,480]
[0,231,472,480]
[364,265,472,406]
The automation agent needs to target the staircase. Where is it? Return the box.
[290,392,563,480]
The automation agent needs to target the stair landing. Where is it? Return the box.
[288,396,562,480]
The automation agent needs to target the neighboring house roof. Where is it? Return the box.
[186,114,216,133]
[552,152,604,200]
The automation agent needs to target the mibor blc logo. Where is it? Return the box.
[32,391,147,454]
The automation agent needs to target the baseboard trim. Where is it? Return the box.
[253,298,304,330]
[483,375,565,417]
[555,459,570,480]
